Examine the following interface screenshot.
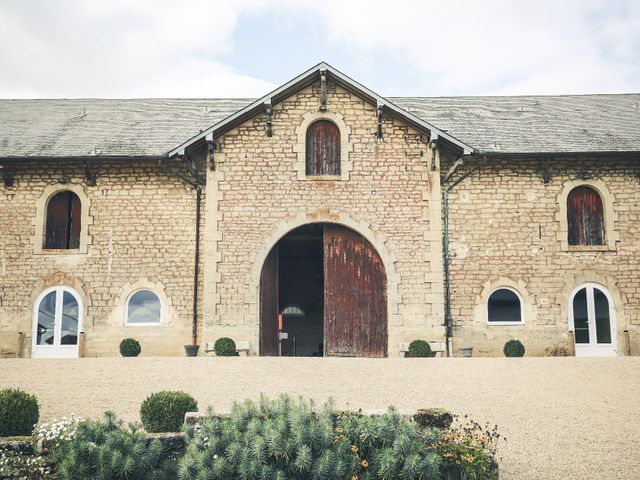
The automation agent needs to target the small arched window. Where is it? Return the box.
[487,288,523,324]
[567,186,604,246]
[45,191,81,249]
[126,290,161,325]
[306,120,340,176]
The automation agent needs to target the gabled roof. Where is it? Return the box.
[167,62,473,157]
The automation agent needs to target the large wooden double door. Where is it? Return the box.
[260,224,387,357]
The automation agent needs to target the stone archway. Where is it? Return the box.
[259,222,388,357]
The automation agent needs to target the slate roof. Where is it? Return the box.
[1,94,639,158]
[392,94,640,155]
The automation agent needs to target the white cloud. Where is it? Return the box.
[281,0,640,95]
[0,0,638,97]
[0,0,274,97]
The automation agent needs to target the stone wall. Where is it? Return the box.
[444,157,640,356]
[0,160,201,357]
[201,81,445,356]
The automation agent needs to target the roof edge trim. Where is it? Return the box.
[167,62,474,157]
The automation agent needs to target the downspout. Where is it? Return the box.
[442,155,486,357]
[159,154,205,347]
[191,186,202,346]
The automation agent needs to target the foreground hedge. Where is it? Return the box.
[0,388,39,437]
[140,391,198,433]
[180,395,499,479]
[1,395,500,479]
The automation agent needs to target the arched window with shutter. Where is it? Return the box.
[567,186,605,246]
[45,191,81,249]
[305,120,340,176]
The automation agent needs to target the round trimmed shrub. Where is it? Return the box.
[140,391,197,433]
[504,339,525,357]
[214,337,237,356]
[0,388,39,436]
[408,339,432,358]
[119,338,141,357]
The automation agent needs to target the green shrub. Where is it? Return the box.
[0,388,39,436]
[213,337,237,356]
[120,337,142,357]
[180,394,500,479]
[503,339,525,357]
[140,391,197,433]
[52,411,177,480]
[408,339,432,358]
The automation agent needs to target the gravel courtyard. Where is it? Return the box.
[1,357,638,479]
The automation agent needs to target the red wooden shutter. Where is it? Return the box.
[45,192,71,249]
[44,191,81,249]
[567,186,604,246]
[323,225,387,357]
[306,120,340,176]
[259,246,280,356]
[68,193,81,249]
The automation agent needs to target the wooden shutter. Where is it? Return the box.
[68,193,81,249]
[306,120,340,176]
[44,191,81,249]
[259,245,279,356]
[323,225,387,357]
[567,187,604,246]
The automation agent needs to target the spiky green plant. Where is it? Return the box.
[179,394,452,480]
[52,411,176,480]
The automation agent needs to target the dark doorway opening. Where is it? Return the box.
[278,224,324,356]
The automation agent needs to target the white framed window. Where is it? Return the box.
[125,289,161,326]
[486,287,524,325]
[568,283,617,356]
[32,286,83,358]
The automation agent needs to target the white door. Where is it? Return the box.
[569,284,617,356]
[32,287,82,358]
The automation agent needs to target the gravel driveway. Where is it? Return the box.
[1,357,638,479]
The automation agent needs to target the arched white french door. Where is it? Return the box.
[32,286,82,358]
[568,284,617,356]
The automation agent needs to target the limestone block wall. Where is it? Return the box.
[444,157,640,356]
[202,81,444,356]
[0,160,200,357]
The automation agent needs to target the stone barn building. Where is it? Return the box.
[0,62,638,358]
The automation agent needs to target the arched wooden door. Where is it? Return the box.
[259,223,388,357]
[259,245,280,356]
[323,225,387,357]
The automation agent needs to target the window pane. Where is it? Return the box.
[573,288,590,343]
[593,289,611,344]
[37,292,57,345]
[127,290,161,324]
[488,289,521,322]
[60,291,79,345]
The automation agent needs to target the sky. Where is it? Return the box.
[0,0,638,99]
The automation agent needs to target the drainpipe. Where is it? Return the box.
[159,154,205,347]
[442,155,486,357]
[191,186,202,346]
